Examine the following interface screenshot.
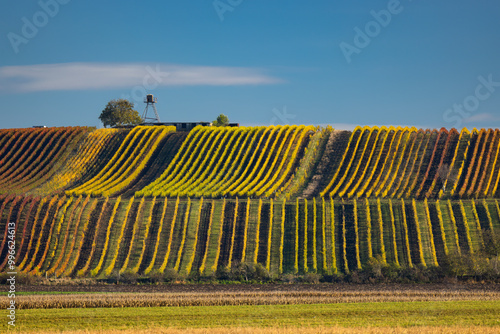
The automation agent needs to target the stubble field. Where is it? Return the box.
[2,283,499,333]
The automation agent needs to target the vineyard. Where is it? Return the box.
[1,195,499,277]
[1,125,499,200]
[0,125,499,278]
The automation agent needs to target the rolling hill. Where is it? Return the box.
[0,125,498,278]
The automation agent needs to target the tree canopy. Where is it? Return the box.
[99,99,143,128]
[212,113,229,127]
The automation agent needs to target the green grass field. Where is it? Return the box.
[4,300,499,333]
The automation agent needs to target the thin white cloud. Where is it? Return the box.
[464,113,500,123]
[0,62,284,93]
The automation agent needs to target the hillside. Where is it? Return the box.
[0,125,499,279]
[0,125,498,200]
[1,195,498,277]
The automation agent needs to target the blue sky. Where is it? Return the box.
[1,0,499,130]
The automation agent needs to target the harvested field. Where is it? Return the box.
[7,283,500,309]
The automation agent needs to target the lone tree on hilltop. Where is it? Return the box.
[99,99,143,128]
[212,113,229,127]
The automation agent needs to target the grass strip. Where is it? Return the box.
[5,301,499,332]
